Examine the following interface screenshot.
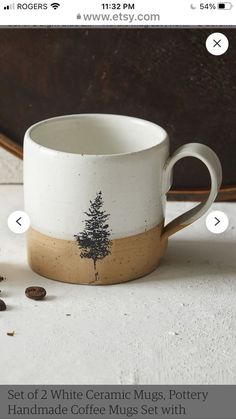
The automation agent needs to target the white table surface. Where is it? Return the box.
[0,185,235,385]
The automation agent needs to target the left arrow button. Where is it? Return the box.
[8,211,31,234]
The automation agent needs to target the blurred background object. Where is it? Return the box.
[0,28,235,200]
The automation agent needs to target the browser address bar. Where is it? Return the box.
[0,0,235,26]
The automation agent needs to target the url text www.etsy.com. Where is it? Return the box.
[76,13,160,23]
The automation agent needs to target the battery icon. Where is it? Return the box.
[218,2,233,9]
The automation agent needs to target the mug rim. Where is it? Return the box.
[24,113,169,158]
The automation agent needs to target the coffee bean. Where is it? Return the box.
[0,299,6,311]
[25,286,46,300]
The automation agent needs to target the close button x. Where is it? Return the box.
[206,32,229,56]
[213,39,221,47]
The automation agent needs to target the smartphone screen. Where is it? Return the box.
[0,2,235,418]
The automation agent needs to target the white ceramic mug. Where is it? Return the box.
[24,114,222,285]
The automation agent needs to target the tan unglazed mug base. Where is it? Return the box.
[27,222,167,285]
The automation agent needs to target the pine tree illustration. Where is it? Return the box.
[74,191,112,282]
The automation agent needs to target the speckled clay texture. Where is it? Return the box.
[27,222,167,285]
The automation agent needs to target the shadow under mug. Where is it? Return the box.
[23,114,222,285]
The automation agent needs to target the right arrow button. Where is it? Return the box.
[206,211,229,234]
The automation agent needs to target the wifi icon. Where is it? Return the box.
[51,2,60,10]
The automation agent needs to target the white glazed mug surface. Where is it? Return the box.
[23,114,222,284]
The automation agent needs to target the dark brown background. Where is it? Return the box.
[0,28,235,189]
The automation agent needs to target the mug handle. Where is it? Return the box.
[161,143,222,241]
